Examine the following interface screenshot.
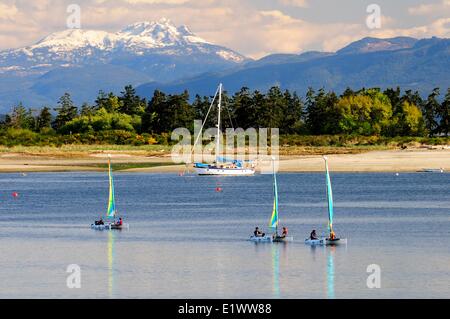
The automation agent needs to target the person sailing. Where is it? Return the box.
[280,227,288,238]
[328,230,336,240]
[275,227,288,239]
[95,217,104,226]
[116,217,123,226]
[254,227,265,237]
[310,230,318,240]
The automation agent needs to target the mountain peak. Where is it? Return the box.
[337,36,418,55]
[120,18,176,35]
[118,19,208,46]
[34,29,116,50]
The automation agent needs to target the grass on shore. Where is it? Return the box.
[0,144,172,157]
[0,140,447,159]
[87,162,180,171]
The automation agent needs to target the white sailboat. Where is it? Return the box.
[193,83,256,176]
[305,156,347,246]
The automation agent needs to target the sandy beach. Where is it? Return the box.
[0,148,448,173]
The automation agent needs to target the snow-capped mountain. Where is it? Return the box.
[0,18,246,74]
[0,19,248,109]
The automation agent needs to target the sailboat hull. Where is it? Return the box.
[195,167,255,176]
[250,235,273,243]
[273,236,293,243]
[305,238,327,246]
[325,238,347,246]
[305,238,347,246]
[91,223,129,231]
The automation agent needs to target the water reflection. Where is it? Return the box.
[108,231,115,298]
[327,246,336,299]
[272,244,280,298]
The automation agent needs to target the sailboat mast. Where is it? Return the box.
[216,83,222,163]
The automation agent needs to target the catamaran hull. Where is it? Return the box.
[305,238,347,246]
[195,167,255,176]
[305,238,327,246]
[273,236,294,243]
[91,223,129,231]
[325,238,347,246]
[250,235,273,243]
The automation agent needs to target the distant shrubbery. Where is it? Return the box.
[0,84,449,147]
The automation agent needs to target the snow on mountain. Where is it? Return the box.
[0,19,249,109]
[0,18,246,73]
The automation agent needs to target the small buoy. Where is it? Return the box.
[178,172,184,177]
[395,173,399,176]
[215,187,223,192]
[12,192,19,198]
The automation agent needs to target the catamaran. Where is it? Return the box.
[305,156,347,246]
[250,158,292,243]
[91,156,129,231]
[193,83,256,176]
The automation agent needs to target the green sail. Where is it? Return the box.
[269,161,279,230]
[106,159,116,219]
[324,157,334,233]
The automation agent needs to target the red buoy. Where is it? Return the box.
[215,187,223,192]
[12,192,19,198]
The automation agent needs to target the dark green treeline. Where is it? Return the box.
[1,85,449,146]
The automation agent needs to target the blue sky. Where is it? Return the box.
[0,0,449,58]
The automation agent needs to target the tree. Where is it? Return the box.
[422,88,440,136]
[282,90,304,134]
[390,101,425,136]
[437,88,450,136]
[306,88,339,135]
[53,93,78,131]
[384,87,401,116]
[142,90,167,133]
[119,85,145,115]
[6,103,35,130]
[258,86,285,129]
[231,87,257,129]
[80,103,95,117]
[36,107,53,131]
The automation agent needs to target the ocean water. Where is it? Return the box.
[0,172,449,299]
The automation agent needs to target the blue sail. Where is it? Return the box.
[106,159,116,219]
[324,157,334,233]
[269,161,279,229]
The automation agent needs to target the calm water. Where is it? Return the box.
[0,172,449,299]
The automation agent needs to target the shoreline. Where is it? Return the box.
[0,148,448,173]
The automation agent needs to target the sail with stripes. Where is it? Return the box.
[106,158,116,219]
[324,156,334,234]
[269,160,279,230]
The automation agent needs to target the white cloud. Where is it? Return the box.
[278,0,308,7]
[0,3,19,20]
[408,0,450,15]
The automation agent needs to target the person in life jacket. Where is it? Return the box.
[254,227,265,237]
[116,218,123,226]
[329,230,336,240]
[310,230,318,240]
[280,227,288,238]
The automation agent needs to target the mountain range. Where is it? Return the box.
[0,19,449,112]
[137,36,450,100]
